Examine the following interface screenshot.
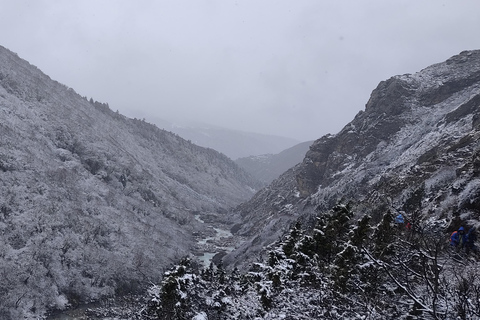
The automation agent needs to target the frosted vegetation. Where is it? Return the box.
[1,45,480,320]
[55,50,480,319]
[141,204,480,319]
[223,50,480,275]
[0,46,259,319]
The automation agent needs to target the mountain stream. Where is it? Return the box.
[47,214,236,319]
[194,214,235,267]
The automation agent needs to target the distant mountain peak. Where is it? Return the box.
[132,114,301,160]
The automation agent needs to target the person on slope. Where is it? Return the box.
[450,226,467,249]
[395,213,405,229]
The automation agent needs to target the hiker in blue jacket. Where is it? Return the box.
[395,213,405,229]
[450,226,467,248]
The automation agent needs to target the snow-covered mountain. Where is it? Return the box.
[4,43,480,319]
[0,45,260,319]
[135,50,480,320]
[235,140,314,185]
[137,115,301,160]
[226,49,480,269]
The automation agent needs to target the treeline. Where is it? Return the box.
[140,203,480,320]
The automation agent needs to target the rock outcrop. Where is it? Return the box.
[226,50,480,269]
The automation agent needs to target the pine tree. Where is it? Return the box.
[333,244,357,292]
[351,215,372,248]
[332,210,371,293]
[314,203,354,266]
[143,257,196,320]
[282,221,302,258]
[373,211,396,259]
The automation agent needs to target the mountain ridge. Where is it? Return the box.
[134,114,302,160]
[0,45,260,319]
[135,49,480,320]
[225,49,480,269]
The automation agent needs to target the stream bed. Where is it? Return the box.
[47,213,238,319]
[194,214,236,267]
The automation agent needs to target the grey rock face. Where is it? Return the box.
[226,50,480,269]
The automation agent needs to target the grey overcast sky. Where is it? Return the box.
[1,1,480,141]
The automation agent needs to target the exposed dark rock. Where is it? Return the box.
[225,49,480,270]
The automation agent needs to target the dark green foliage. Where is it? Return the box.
[144,257,196,320]
[271,272,282,290]
[358,259,383,297]
[216,262,226,285]
[373,211,396,259]
[351,214,372,248]
[141,201,480,320]
[281,221,302,258]
[83,157,104,175]
[332,212,373,293]
[313,203,354,266]
[160,276,181,319]
[295,235,316,266]
[268,249,282,268]
[333,244,357,292]
[312,215,333,263]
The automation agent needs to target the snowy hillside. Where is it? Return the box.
[3,43,480,319]
[131,50,480,320]
[0,45,260,319]
[226,50,480,269]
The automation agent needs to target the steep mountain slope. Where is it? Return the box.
[235,140,313,185]
[0,46,260,319]
[225,50,480,269]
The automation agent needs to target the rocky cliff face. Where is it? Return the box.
[226,50,480,269]
[0,45,260,318]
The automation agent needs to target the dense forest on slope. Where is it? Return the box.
[141,204,480,320]
[0,45,260,319]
